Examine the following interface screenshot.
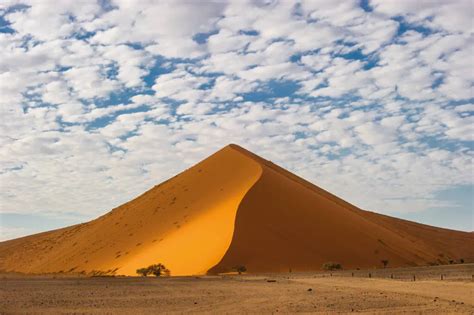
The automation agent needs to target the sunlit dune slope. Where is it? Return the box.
[0,145,262,276]
[0,144,472,276]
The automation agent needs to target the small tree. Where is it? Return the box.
[322,262,342,271]
[136,263,170,277]
[233,265,247,274]
[148,263,170,277]
[136,267,150,277]
[381,259,389,268]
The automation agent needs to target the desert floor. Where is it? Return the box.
[1,264,473,314]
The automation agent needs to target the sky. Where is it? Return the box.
[0,0,473,241]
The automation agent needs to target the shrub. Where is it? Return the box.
[233,265,247,274]
[459,258,464,264]
[322,262,342,271]
[381,259,389,268]
[136,263,170,277]
[136,267,150,277]
[148,263,170,277]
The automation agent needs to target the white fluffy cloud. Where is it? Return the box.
[371,0,473,33]
[0,0,473,239]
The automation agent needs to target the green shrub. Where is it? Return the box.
[136,263,170,277]
[322,262,342,271]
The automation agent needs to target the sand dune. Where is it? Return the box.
[0,144,473,276]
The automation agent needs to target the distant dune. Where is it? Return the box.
[0,144,472,276]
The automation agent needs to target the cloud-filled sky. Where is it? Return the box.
[0,0,473,241]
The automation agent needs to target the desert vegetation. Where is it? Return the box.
[136,263,170,277]
[322,262,343,270]
[233,265,247,274]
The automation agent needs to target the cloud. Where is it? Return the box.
[371,0,474,33]
[0,0,473,239]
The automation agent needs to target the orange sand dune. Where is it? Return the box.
[0,144,473,276]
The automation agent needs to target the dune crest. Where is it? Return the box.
[0,144,473,276]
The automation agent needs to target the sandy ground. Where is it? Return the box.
[1,265,473,314]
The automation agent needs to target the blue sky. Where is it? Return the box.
[0,0,473,240]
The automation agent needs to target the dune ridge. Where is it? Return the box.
[0,144,473,276]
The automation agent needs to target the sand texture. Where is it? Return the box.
[2,264,474,314]
[0,144,473,276]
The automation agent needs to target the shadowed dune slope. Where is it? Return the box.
[209,145,474,273]
[1,144,473,276]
